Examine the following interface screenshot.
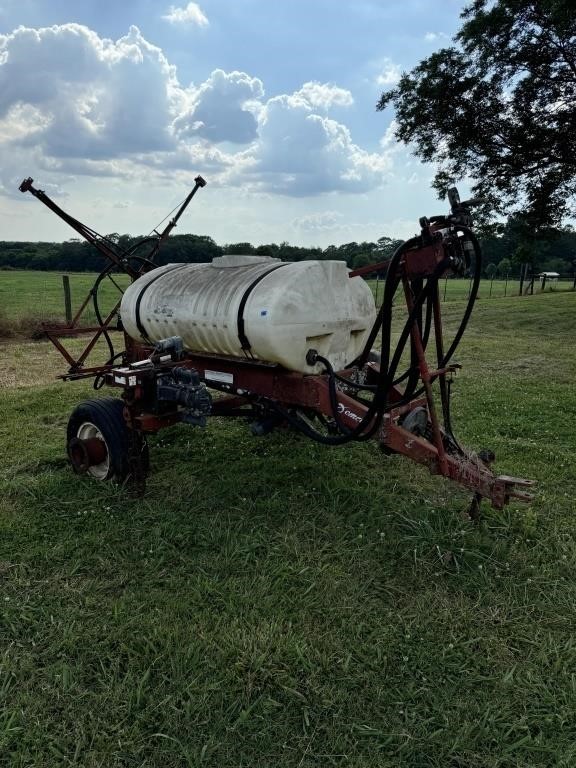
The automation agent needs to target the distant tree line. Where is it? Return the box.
[1,219,575,276]
[0,234,405,273]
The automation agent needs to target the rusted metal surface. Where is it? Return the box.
[378,418,534,509]
[133,412,181,432]
[403,243,447,279]
[67,436,107,473]
[109,351,533,509]
[402,275,448,474]
[348,258,392,278]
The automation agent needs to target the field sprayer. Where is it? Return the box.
[19,176,533,516]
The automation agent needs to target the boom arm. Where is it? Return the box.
[18,175,207,373]
[19,175,207,277]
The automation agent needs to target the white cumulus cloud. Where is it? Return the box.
[424,31,449,42]
[0,24,177,163]
[175,69,264,144]
[380,119,398,149]
[162,2,208,26]
[0,23,395,203]
[376,58,401,86]
[293,82,354,110]
[292,211,345,232]
[243,94,391,196]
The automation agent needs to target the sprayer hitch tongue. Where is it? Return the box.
[468,450,535,519]
[468,475,535,521]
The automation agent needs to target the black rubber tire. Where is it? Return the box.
[67,397,145,482]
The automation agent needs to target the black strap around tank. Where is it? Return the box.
[133,264,187,341]
[237,263,290,350]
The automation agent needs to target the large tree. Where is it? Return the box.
[378,0,576,228]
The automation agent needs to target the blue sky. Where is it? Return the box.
[0,0,467,246]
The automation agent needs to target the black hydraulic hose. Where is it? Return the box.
[91,253,157,377]
[386,263,448,390]
[291,258,449,447]
[401,277,426,402]
[354,236,420,370]
[268,402,333,444]
[93,350,125,390]
[346,256,448,439]
[291,242,409,445]
[374,244,412,388]
[391,276,434,390]
[385,226,483,412]
[433,227,482,448]
[263,228,481,449]
[396,226,481,399]
[92,266,116,363]
[405,276,424,396]
[314,354,354,435]
[438,226,481,367]
[433,278,457,446]
[273,281,434,445]
[385,227,482,390]
[128,237,158,255]
[126,238,161,268]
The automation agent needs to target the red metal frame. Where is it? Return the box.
[99,344,533,509]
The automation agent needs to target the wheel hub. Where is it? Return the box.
[69,421,111,479]
[68,436,108,473]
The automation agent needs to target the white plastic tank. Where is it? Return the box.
[120,255,376,373]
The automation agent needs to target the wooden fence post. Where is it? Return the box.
[62,275,72,325]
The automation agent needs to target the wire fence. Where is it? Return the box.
[0,271,131,326]
[1,269,575,331]
[369,274,576,307]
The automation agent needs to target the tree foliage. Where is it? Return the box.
[2,218,575,276]
[378,0,576,228]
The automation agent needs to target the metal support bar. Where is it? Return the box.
[402,277,448,474]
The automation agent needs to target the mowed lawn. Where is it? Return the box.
[0,270,131,328]
[1,269,573,329]
[0,287,575,767]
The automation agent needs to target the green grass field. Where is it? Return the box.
[0,271,131,332]
[1,269,573,332]
[0,283,575,766]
